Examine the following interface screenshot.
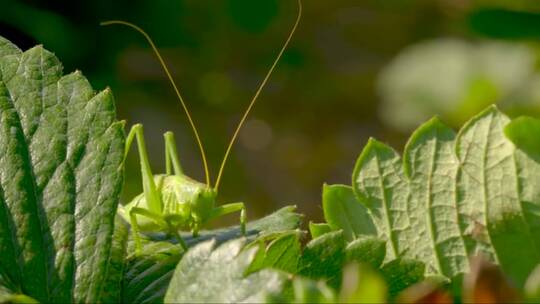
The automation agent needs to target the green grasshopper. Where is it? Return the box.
[101,0,301,254]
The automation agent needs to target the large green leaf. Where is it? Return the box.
[164,239,286,303]
[0,36,124,302]
[353,105,540,285]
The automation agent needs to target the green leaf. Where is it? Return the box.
[298,231,346,289]
[381,259,425,297]
[0,36,124,302]
[247,231,301,274]
[123,206,301,303]
[309,222,332,239]
[298,232,388,291]
[345,237,386,269]
[322,184,376,241]
[164,239,286,303]
[353,105,540,286]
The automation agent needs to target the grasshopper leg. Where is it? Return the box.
[210,202,247,236]
[169,228,188,251]
[126,124,162,214]
[129,207,168,255]
[164,131,184,176]
[129,210,143,255]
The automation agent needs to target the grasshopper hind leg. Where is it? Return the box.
[164,131,183,176]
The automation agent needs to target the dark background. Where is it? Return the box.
[3,0,540,226]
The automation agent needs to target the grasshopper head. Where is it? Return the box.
[192,186,217,223]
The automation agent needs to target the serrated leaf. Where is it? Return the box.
[353,106,540,285]
[0,36,124,302]
[322,184,376,241]
[298,232,388,291]
[345,236,386,269]
[247,231,301,274]
[298,231,346,289]
[123,206,300,303]
[381,259,425,297]
[164,238,286,303]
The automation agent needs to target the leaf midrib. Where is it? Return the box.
[482,114,498,263]
[374,151,398,258]
[425,135,443,274]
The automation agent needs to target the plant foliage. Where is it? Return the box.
[0,35,125,302]
[352,106,540,286]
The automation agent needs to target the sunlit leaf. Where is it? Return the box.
[353,106,540,286]
[0,35,124,302]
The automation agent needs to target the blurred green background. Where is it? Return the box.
[3,0,540,226]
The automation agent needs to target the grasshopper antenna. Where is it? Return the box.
[100,20,212,187]
[214,0,302,191]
